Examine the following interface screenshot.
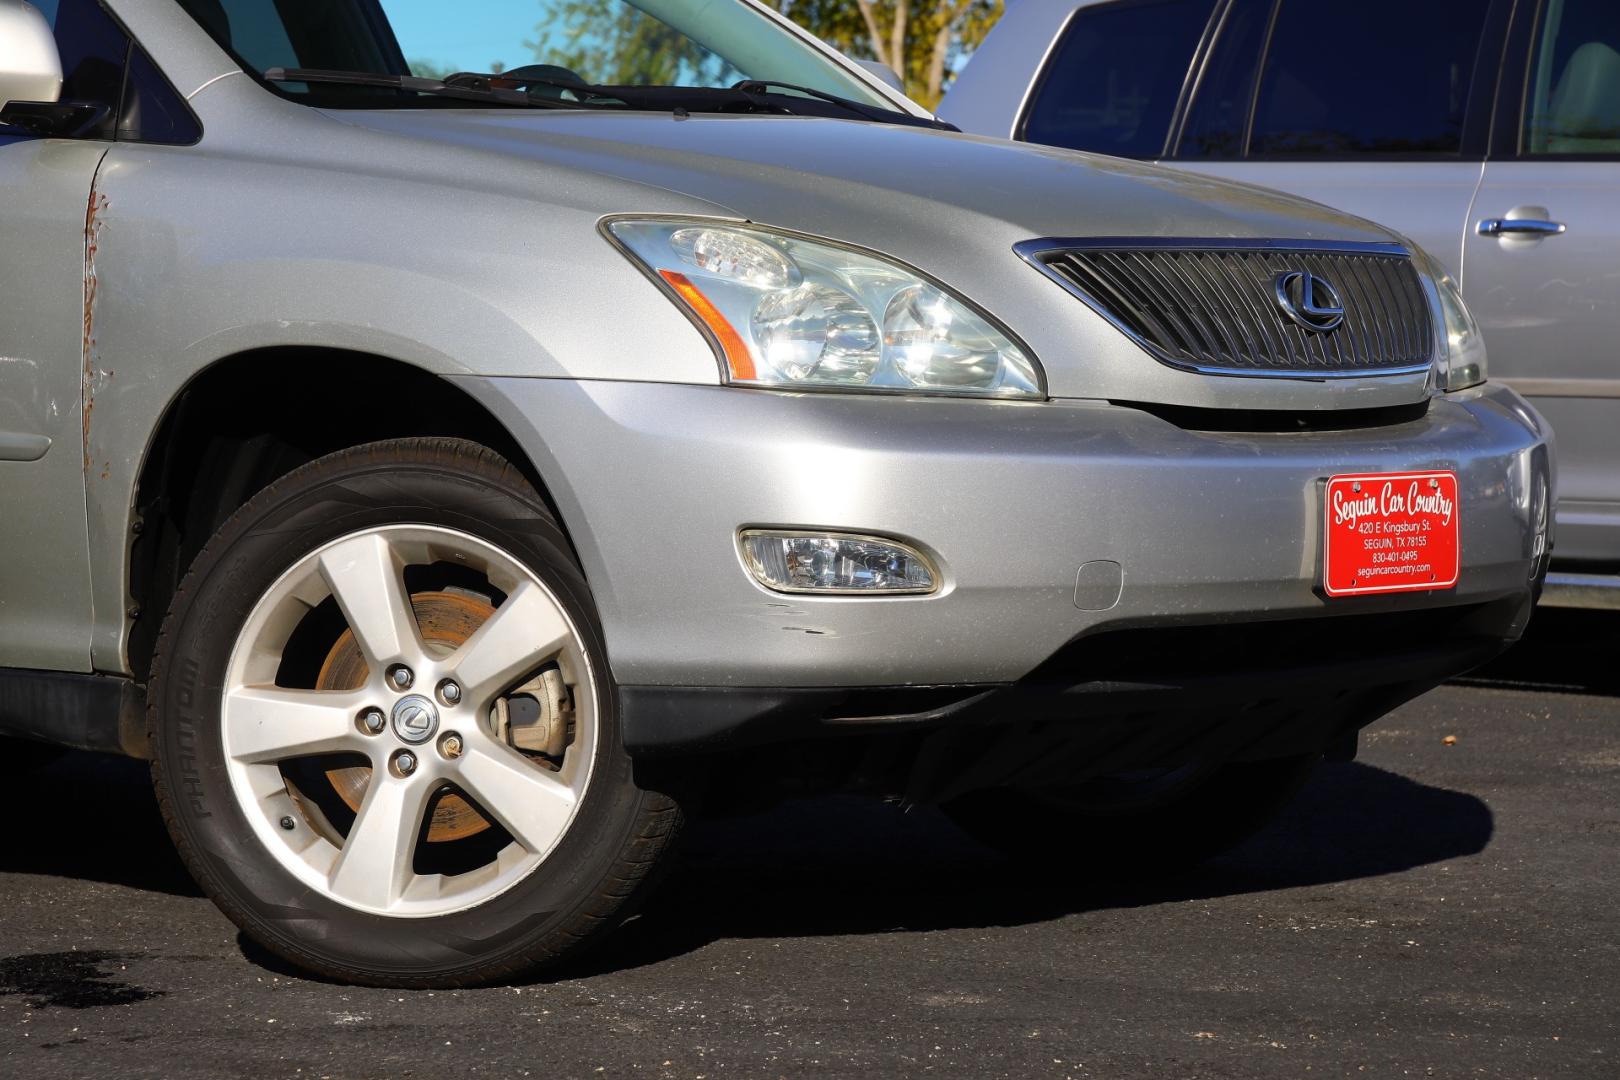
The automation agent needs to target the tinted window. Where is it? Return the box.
[1021,0,1217,159]
[1176,0,1268,158]
[42,0,128,139]
[1251,0,1491,155]
[118,46,203,145]
[19,0,200,144]
[1524,0,1620,155]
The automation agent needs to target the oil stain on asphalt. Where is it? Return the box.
[0,951,162,1010]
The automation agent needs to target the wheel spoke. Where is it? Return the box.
[223,686,368,764]
[317,532,423,670]
[454,735,577,856]
[449,581,572,706]
[328,776,434,910]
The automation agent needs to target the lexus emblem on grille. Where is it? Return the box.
[1273,271,1345,332]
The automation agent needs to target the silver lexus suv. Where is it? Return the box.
[943,0,1616,609]
[0,0,1552,988]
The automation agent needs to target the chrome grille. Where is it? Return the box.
[1018,240,1435,378]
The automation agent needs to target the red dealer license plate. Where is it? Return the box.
[1323,472,1460,597]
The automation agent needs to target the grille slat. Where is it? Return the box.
[1216,252,1285,366]
[1387,255,1426,360]
[1032,244,1434,377]
[1335,257,1378,366]
[1347,254,1397,362]
[1125,251,1221,362]
[1189,252,1260,366]
[1167,253,1240,364]
[1089,253,1183,352]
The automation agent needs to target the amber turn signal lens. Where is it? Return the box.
[658,269,756,381]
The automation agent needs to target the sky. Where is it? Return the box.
[382,0,564,73]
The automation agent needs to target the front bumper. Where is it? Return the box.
[461,378,1552,749]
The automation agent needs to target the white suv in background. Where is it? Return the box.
[945,0,1620,608]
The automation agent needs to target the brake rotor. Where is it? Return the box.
[316,589,495,844]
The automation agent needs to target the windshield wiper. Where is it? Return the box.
[263,67,576,109]
[263,67,957,130]
[430,69,953,128]
[732,80,890,124]
[733,80,956,130]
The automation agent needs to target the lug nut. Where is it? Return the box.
[439,680,462,706]
[440,733,464,760]
[279,816,296,831]
[387,664,414,691]
[395,751,418,776]
[360,708,387,735]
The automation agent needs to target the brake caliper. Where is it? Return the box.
[491,668,572,759]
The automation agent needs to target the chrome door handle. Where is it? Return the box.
[1478,218,1567,237]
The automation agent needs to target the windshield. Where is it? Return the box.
[179,0,895,110]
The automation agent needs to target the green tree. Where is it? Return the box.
[773,0,1003,109]
[527,1,741,87]
[408,59,508,80]
[519,0,999,108]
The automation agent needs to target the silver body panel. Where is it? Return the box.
[941,0,1617,573]
[1462,161,1620,563]
[0,135,102,669]
[463,377,1549,687]
[0,0,1549,693]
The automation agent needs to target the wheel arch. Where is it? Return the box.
[126,347,567,683]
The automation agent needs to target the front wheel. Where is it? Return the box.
[943,754,1320,872]
[149,438,680,987]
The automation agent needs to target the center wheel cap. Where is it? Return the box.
[391,694,440,745]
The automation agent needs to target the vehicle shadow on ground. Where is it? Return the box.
[1458,606,1620,696]
[0,752,199,898]
[0,750,1488,979]
[564,759,1492,978]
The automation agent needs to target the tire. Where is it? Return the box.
[943,754,1319,872]
[148,438,681,987]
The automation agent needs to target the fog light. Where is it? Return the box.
[740,531,937,595]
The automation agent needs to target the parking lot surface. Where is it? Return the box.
[1,612,1616,1079]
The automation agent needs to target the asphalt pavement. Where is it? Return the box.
[1,609,1616,1079]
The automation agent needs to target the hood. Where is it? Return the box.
[329,109,1397,250]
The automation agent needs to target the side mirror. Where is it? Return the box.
[0,1,62,109]
[854,59,906,94]
[0,1,108,137]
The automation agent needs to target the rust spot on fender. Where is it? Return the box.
[82,179,109,476]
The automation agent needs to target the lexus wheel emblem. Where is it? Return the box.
[1274,271,1345,332]
[390,694,440,745]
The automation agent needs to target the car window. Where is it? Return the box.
[176,0,891,109]
[1250,0,1492,155]
[20,0,201,144]
[118,44,204,145]
[1175,0,1268,159]
[1523,0,1620,155]
[1020,0,1218,159]
[39,0,127,138]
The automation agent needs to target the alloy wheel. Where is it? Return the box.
[220,524,597,918]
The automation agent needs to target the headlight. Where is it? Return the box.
[606,218,1043,398]
[1417,252,1488,391]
